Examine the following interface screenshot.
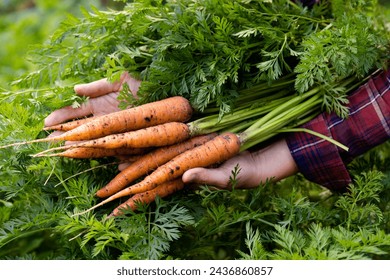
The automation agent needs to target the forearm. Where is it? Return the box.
[250,139,298,184]
[286,69,390,191]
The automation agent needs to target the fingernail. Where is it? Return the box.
[182,172,194,183]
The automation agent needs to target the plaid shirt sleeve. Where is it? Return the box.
[286,69,390,191]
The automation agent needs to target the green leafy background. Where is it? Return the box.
[0,0,390,260]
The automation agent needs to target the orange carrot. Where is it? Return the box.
[96,133,217,198]
[43,116,98,131]
[109,179,185,216]
[73,132,241,216]
[36,147,146,159]
[35,122,192,155]
[0,96,193,148]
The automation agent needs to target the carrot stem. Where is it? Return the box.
[278,127,349,151]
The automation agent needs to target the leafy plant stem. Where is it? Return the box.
[240,93,322,150]
[279,127,348,151]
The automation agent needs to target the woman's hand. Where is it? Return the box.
[44,72,141,128]
[182,139,298,189]
[43,72,298,190]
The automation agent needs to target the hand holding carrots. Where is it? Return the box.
[44,72,141,130]
[1,73,303,217]
[41,72,299,192]
[182,139,298,189]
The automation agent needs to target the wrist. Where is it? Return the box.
[250,138,298,184]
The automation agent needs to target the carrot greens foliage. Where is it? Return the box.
[0,0,390,260]
[10,0,389,116]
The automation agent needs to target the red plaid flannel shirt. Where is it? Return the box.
[286,69,390,191]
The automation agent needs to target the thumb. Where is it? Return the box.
[182,167,230,189]
[44,102,93,127]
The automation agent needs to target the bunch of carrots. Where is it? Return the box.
[0,77,352,218]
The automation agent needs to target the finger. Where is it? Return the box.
[46,130,64,139]
[126,74,142,98]
[74,78,121,98]
[44,102,93,127]
[87,92,121,115]
[74,72,134,98]
[182,167,230,189]
[118,162,131,171]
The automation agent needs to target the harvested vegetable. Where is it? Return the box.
[1,0,390,261]
[3,0,388,218]
[76,85,353,216]
[36,147,146,159]
[0,96,193,148]
[96,133,217,198]
[110,178,185,216]
[35,122,192,154]
[75,132,241,216]
[43,116,98,131]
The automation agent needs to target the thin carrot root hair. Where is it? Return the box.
[43,116,98,132]
[0,96,193,149]
[33,122,192,156]
[109,179,185,217]
[33,147,146,159]
[73,132,241,216]
[96,133,217,198]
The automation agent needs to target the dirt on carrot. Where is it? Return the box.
[109,178,185,216]
[35,122,192,155]
[73,132,241,216]
[50,96,193,141]
[43,116,98,132]
[37,147,146,159]
[96,133,217,198]
[0,96,193,148]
